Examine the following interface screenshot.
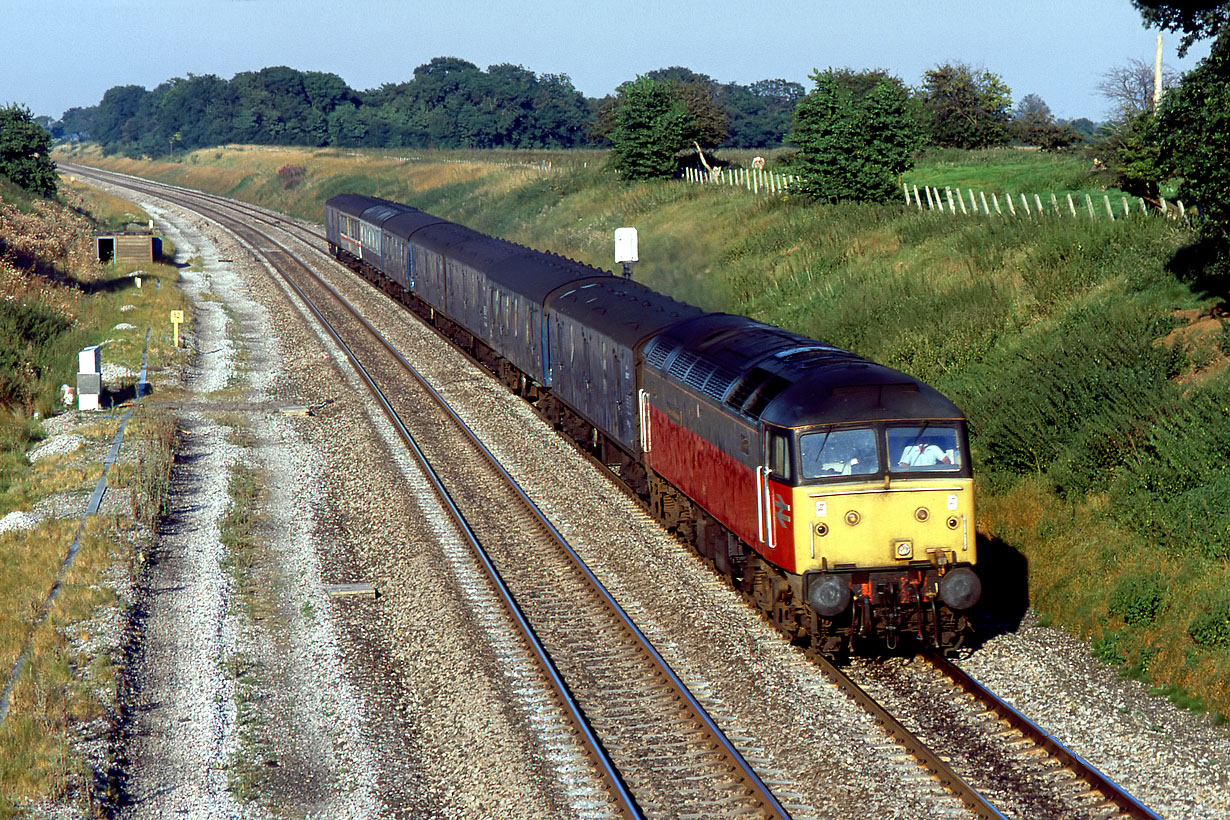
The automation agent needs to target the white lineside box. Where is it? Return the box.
[77,345,102,411]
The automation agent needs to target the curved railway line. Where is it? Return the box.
[64,163,1167,820]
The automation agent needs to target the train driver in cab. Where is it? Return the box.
[898,441,952,467]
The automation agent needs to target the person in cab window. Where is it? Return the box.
[899,442,951,467]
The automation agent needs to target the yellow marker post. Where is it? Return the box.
[170,309,184,346]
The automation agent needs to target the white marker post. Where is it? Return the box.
[615,227,638,279]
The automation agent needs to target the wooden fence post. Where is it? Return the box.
[1050,193,1059,216]
[957,188,968,215]
[1104,194,1114,220]
[1161,197,1168,215]
[1122,196,1130,219]
[914,185,923,209]
[980,191,990,216]
[1086,194,1096,219]
[1178,200,1186,220]
[946,187,956,214]
[1139,197,1147,216]
[1021,194,1031,217]
[1034,194,1044,216]
[925,186,935,210]
[992,193,1002,215]
[1006,192,1016,216]
[1067,193,1077,216]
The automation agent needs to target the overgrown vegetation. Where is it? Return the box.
[63,142,1230,716]
[0,178,188,816]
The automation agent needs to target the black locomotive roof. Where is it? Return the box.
[547,278,705,348]
[644,313,963,427]
[326,193,385,219]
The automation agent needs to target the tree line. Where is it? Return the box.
[6,0,1227,267]
[46,56,1094,161]
[45,59,803,156]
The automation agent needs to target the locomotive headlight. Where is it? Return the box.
[845,510,861,526]
[894,540,913,559]
[814,522,829,537]
[915,507,930,522]
[946,516,960,530]
[939,567,982,610]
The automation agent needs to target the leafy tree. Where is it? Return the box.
[918,62,1013,149]
[718,79,804,148]
[91,84,150,152]
[640,67,729,148]
[1090,111,1166,201]
[54,106,96,141]
[1065,117,1099,140]
[607,76,690,180]
[788,69,922,202]
[1133,1,1230,55]
[0,104,57,196]
[1011,94,1081,150]
[1155,25,1230,245]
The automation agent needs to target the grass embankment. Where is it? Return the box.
[0,177,188,816]
[60,143,1230,717]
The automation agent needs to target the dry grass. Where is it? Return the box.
[0,183,186,815]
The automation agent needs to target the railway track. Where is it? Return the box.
[66,165,792,818]
[836,652,1164,820]
[66,164,1169,820]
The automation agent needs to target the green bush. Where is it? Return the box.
[1189,597,1230,648]
[1109,572,1167,625]
[0,300,76,411]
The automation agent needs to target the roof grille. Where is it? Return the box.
[668,350,700,380]
[644,338,673,370]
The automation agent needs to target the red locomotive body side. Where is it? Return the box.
[645,404,797,574]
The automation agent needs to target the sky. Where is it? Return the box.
[1,0,1214,124]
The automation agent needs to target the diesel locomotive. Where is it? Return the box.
[325,193,981,653]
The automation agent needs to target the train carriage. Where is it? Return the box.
[381,210,448,292]
[546,278,702,456]
[483,254,604,386]
[325,193,383,263]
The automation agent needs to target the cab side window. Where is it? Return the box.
[768,431,791,480]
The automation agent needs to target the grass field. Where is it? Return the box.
[0,178,190,815]
[55,142,1230,719]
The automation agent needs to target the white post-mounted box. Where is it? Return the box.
[77,346,101,411]
[614,227,639,264]
[78,346,100,375]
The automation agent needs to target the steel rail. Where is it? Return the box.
[242,201,793,820]
[926,653,1164,820]
[811,653,1009,820]
[89,170,791,818]
[72,170,644,819]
